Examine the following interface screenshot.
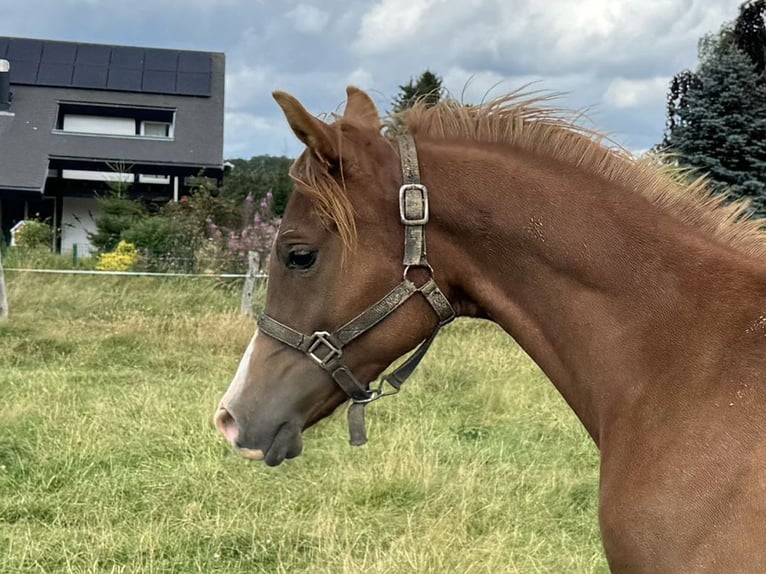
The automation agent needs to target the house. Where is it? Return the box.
[0,37,225,253]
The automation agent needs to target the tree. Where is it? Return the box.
[734,0,766,81]
[391,70,444,113]
[89,192,148,252]
[221,155,293,216]
[661,1,766,217]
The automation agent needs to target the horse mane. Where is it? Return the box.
[290,92,766,257]
[403,92,766,257]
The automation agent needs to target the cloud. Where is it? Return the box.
[0,0,746,157]
[285,4,331,34]
[226,65,278,111]
[355,0,443,54]
[224,111,301,158]
[603,77,671,109]
[346,67,375,90]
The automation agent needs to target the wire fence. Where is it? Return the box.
[66,243,263,276]
[4,268,260,279]
[3,242,272,277]
[4,251,268,316]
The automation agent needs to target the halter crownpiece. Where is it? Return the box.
[257,134,455,446]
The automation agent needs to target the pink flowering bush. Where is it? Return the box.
[205,191,280,273]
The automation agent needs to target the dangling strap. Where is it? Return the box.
[347,323,447,445]
[346,280,454,446]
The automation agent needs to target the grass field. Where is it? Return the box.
[0,271,606,573]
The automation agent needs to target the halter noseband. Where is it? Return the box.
[257,134,455,446]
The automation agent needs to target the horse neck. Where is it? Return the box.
[418,138,764,443]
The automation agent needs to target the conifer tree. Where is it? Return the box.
[662,1,766,217]
[391,70,443,113]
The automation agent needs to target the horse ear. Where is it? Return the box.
[343,86,381,130]
[273,91,338,162]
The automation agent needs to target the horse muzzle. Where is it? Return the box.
[215,407,303,466]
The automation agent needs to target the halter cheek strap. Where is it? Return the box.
[258,134,455,446]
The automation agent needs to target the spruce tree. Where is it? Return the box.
[662,1,766,217]
[391,70,443,113]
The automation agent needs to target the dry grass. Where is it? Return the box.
[0,272,605,573]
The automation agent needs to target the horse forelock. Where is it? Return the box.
[288,148,357,254]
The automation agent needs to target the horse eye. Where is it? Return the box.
[286,249,317,270]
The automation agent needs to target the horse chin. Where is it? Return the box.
[263,422,303,467]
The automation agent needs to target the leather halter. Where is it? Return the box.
[258,134,455,446]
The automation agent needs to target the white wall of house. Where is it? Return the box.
[61,169,133,182]
[61,197,100,254]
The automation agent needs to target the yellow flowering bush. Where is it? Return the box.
[96,241,138,271]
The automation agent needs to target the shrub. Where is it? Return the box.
[96,241,138,272]
[206,191,280,273]
[122,217,175,257]
[14,220,53,250]
[89,193,148,253]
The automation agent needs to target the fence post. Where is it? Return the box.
[240,251,259,316]
[0,249,8,321]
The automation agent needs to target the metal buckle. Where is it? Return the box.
[307,331,342,368]
[403,263,434,282]
[350,377,401,405]
[350,389,380,405]
[399,184,429,225]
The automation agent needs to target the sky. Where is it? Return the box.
[0,0,745,159]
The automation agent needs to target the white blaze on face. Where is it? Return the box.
[219,331,258,409]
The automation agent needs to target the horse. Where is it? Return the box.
[214,86,766,572]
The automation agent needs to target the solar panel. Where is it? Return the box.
[144,49,177,71]
[37,63,74,85]
[178,52,211,74]
[176,72,211,96]
[111,46,144,69]
[73,65,108,88]
[1,37,215,96]
[142,69,176,93]
[9,59,39,83]
[8,38,42,61]
[76,44,110,66]
[107,68,142,91]
[42,42,76,64]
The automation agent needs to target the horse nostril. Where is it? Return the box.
[214,408,239,446]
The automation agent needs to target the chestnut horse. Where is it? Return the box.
[215,86,766,572]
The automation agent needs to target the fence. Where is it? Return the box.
[0,249,7,321]
[3,250,268,318]
[63,242,270,276]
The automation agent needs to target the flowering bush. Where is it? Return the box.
[96,241,138,271]
[206,191,280,272]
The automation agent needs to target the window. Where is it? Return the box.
[62,115,135,136]
[138,174,171,184]
[55,102,175,139]
[140,121,172,138]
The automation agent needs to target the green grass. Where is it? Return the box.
[0,271,606,573]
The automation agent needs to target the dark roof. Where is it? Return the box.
[0,37,213,97]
